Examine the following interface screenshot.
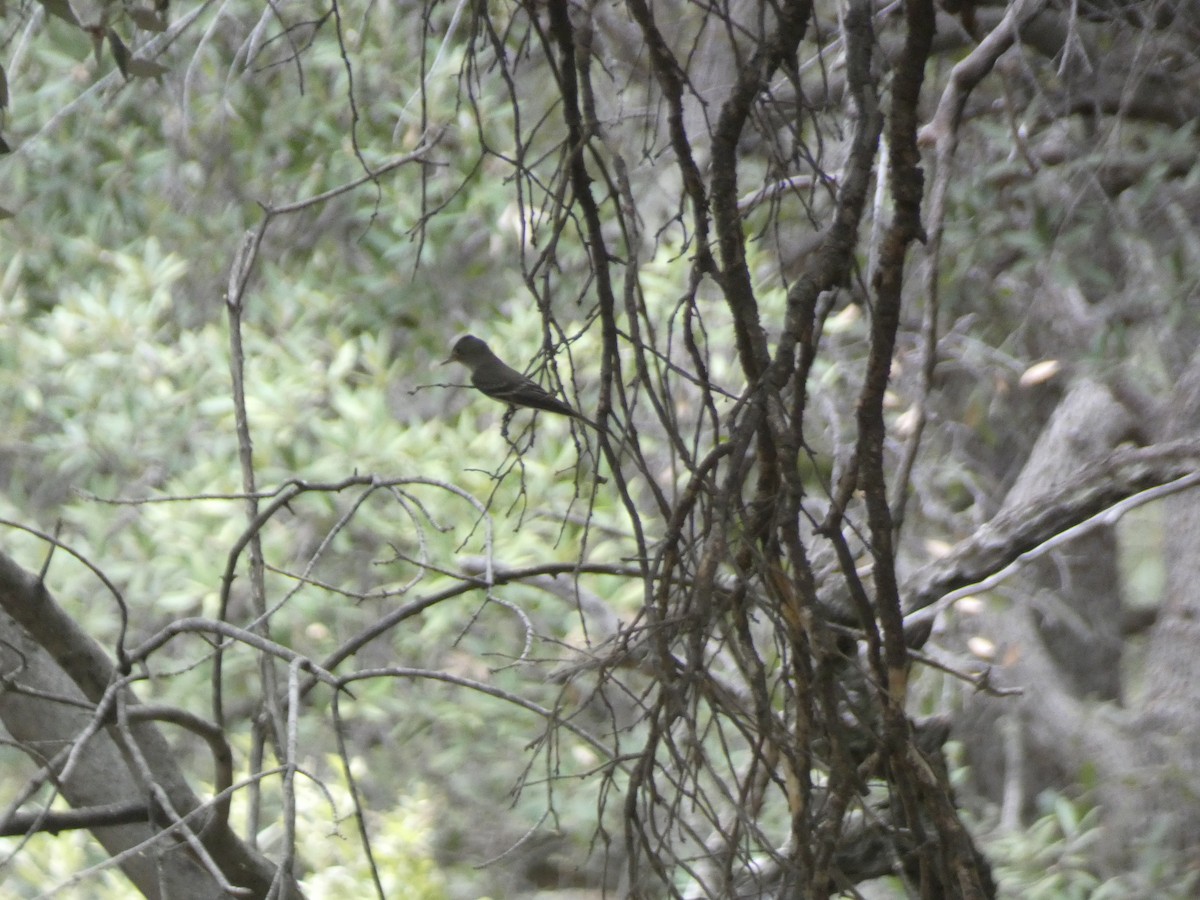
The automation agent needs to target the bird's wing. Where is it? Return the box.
[472,365,580,418]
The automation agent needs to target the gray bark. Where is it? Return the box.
[0,549,291,899]
[952,380,1137,816]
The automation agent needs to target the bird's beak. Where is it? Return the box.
[441,353,457,366]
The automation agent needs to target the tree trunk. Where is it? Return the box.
[0,551,290,899]
[954,379,1137,818]
[1102,349,1200,866]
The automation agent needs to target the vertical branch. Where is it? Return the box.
[621,0,725,463]
[623,0,714,273]
[539,0,658,528]
[852,0,997,895]
[895,0,1048,531]
[541,0,618,408]
[858,0,934,704]
[222,220,287,853]
[706,1,813,596]
[219,225,277,735]
[692,0,829,887]
[708,0,812,384]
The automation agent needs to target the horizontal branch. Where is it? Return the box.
[903,440,1200,622]
[0,801,152,837]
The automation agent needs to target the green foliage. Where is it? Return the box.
[0,764,448,898]
[987,795,1104,899]
[277,758,447,899]
[985,792,1200,899]
[0,826,136,899]
[3,0,544,335]
[5,0,1198,893]
[0,195,630,893]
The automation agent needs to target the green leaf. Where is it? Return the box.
[107,29,130,78]
[1054,795,1081,839]
[36,0,80,26]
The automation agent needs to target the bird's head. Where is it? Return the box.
[442,334,489,367]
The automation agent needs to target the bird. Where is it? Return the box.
[443,334,593,425]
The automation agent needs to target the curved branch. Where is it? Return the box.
[903,440,1200,621]
[337,666,617,762]
[918,0,1049,149]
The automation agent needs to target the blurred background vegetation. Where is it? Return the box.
[2,0,1199,896]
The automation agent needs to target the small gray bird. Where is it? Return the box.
[443,334,591,424]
